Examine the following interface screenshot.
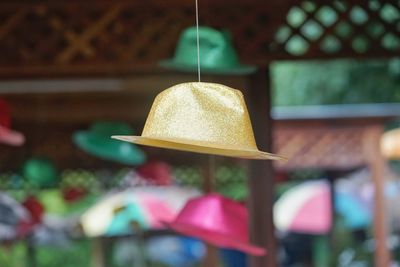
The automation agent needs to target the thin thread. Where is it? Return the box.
[195,0,201,82]
[208,155,215,191]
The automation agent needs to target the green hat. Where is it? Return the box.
[160,26,256,75]
[73,121,146,165]
[22,157,59,188]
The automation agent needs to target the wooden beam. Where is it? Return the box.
[201,155,219,267]
[245,67,277,267]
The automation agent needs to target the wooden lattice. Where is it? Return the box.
[273,125,371,171]
[271,0,400,58]
[0,0,397,76]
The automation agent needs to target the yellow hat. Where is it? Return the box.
[381,128,400,159]
[112,82,284,160]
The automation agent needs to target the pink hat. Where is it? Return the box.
[0,98,24,146]
[165,193,266,256]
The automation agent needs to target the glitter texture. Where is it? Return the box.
[112,82,284,160]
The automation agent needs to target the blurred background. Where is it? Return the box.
[0,1,399,267]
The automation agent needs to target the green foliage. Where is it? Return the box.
[272,58,400,106]
[35,240,91,267]
[173,165,248,200]
[0,241,27,267]
[0,240,91,267]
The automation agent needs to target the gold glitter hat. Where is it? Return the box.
[112,82,284,160]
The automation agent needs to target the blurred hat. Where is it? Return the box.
[381,129,400,159]
[73,121,146,165]
[62,186,87,203]
[0,193,32,241]
[160,26,256,75]
[137,161,172,186]
[112,82,284,160]
[381,120,400,159]
[165,193,266,256]
[22,157,59,188]
[0,98,25,146]
[22,196,44,225]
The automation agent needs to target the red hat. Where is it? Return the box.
[137,161,172,186]
[0,98,24,146]
[63,187,87,202]
[165,193,266,256]
[22,196,44,225]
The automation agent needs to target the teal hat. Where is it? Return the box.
[22,157,59,188]
[160,26,256,75]
[73,121,146,165]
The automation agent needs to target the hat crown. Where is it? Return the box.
[173,26,239,69]
[142,82,258,151]
[175,194,248,240]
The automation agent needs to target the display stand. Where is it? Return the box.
[0,1,398,266]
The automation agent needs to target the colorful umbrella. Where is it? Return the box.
[146,236,205,267]
[0,193,32,241]
[112,236,205,267]
[80,186,200,237]
[219,248,247,267]
[338,167,400,231]
[274,180,371,235]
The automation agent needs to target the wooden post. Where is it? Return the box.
[26,235,36,267]
[91,238,106,267]
[325,171,338,266]
[245,66,277,267]
[365,126,391,267]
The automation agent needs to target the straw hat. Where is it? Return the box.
[164,193,266,256]
[160,26,256,75]
[112,82,283,160]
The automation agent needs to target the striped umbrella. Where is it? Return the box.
[80,186,200,237]
[274,180,371,235]
[0,193,32,241]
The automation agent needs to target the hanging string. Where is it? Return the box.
[209,155,215,189]
[203,155,215,193]
[195,0,214,192]
[195,0,201,82]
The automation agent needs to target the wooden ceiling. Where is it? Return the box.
[0,0,397,77]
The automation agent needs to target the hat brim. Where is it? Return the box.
[159,60,257,75]
[0,125,25,146]
[73,132,146,165]
[111,135,285,161]
[164,221,266,256]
